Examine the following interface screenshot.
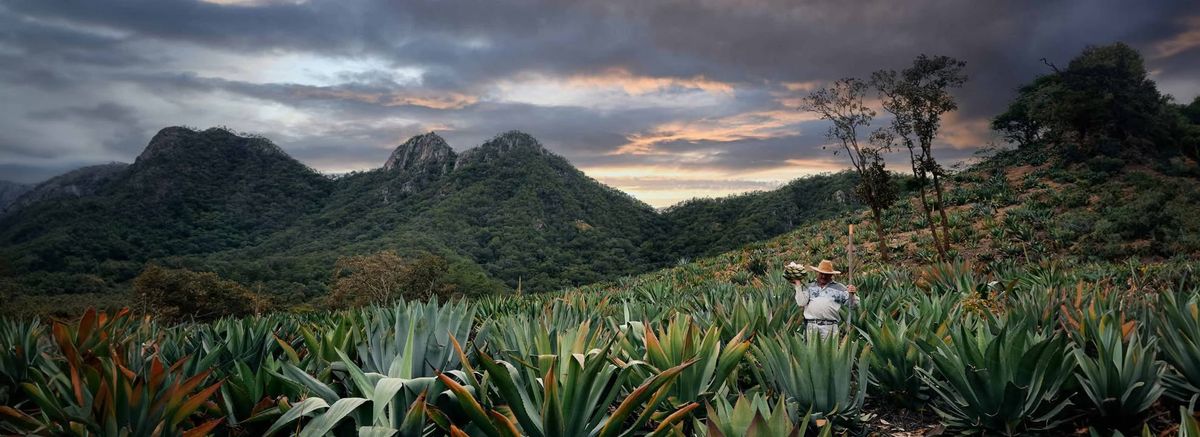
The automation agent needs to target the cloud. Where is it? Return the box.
[0,0,1197,206]
[938,112,997,150]
[287,86,479,110]
[1154,16,1200,59]
[616,110,821,155]
[27,102,139,126]
[564,68,734,95]
[597,177,783,208]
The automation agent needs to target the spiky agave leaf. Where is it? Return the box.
[752,332,869,425]
[1072,313,1165,423]
[917,322,1076,435]
[1158,293,1200,403]
[435,338,695,437]
[8,309,225,437]
[619,314,751,414]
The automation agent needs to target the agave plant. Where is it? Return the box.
[266,300,478,436]
[1003,284,1059,332]
[0,309,223,436]
[474,294,530,320]
[634,280,685,307]
[1073,325,1164,424]
[183,317,301,434]
[858,302,942,407]
[698,394,829,437]
[436,340,697,437]
[477,316,611,369]
[1181,406,1200,437]
[354,299,475,377]
[199,317,292,367]
[1157,292,1200,403]
[0,318,49,407]
[265,349,460,436]
[618,315,751,412]
[296,313,360,375]
[8,358,224,437]
[217,355,300,435]
[917,322,1076,435]
[916,261,985,295]
[693,287,802,341]
[1059,286,1164,426]
[1014,262,1073,290]
[752,333,869,424]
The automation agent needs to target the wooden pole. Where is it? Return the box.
[847,224,855,327]
[848,224,855,285]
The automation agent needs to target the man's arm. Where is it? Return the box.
[794,284,810,306]
[830,282,857,307]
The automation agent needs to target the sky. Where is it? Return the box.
[1,0,1199,207]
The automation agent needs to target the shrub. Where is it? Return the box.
[131,264,254,321]
[327,250,455,308]
[745,250,769,276]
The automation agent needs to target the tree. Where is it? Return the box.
[991,76,1055,150]
[327,250,455,308]
[995,43,1191,162]
[802,78,899,261]
[1182,96,1200,125]
[873,55,968,260]
[132,264,254,322]
[1178,97,1200,160]
[1053,43,1165,152]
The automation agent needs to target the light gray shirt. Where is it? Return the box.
[794,281,858,322]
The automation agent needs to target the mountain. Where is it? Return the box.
[0,180,32,213]
[407,131,668,289]
[384,132,456,175]
[0,127,333,294]
[0,126,857,299]
[198,131,670,295]
[660,177,861,258]
[3,164,127,214]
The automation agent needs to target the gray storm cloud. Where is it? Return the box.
[1,0,1197,206]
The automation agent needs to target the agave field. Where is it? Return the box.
[2,261,1200,436]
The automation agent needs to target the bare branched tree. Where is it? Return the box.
[802,78,898,261]
[873,55,967,260]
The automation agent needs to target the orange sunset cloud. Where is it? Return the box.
[615,109,823,155]
[565,68,735,95]
[1155,16,1200,59]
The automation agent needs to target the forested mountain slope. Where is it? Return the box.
[0,127,858,301]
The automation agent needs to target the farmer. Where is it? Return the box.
[785,260,858,337]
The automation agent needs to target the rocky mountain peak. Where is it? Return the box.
[482,131,545,154]
[135,126,286,165]
[384,132,455,174]
[454,131,550,169]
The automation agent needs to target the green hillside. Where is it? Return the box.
[0,181,30,213]
[0,127,334,295]
[0,129,860,308]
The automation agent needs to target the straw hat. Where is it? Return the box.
[808,259,842,275]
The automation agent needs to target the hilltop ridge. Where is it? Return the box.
[0,126,860,303]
